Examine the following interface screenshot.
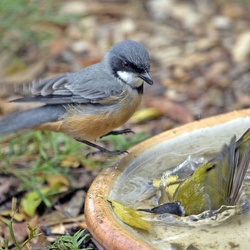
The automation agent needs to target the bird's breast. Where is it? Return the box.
[58,88,142,141]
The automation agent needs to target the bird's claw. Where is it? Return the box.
[100,129,135,138]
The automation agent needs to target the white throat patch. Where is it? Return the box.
[117,71,143,88]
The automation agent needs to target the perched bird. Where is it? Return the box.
[0,40,153,156]
[141,128,250,216]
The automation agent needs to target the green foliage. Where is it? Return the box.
[0,130,88,206]
[100,131,150,151]
[0,129,149,211]
[0,130,84,170]
[0,215,41,250]
[0,129,149,174]
[0,0,80,52]
[0,128,147,188]
[47,230,92,250]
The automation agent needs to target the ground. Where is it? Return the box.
[0,0,250,249]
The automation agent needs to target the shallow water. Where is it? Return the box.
[110,121,250,249]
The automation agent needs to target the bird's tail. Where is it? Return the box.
[0,105,66,135]
[230,128,250,203]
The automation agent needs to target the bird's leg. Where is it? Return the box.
[76,139,128,158]
[100,128,134,138]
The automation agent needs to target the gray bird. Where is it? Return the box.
[0,40,153,156]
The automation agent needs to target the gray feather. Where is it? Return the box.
[11,40,150,105]
[12,64,124,104]
[1,40,151,136]
[0,105,66,135]
[107,40,150,70]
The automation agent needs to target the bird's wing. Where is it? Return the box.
[13,64,124,105]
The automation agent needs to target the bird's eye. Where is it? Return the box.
[123,61,129,68]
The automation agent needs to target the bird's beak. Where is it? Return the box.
[139,71,153,85]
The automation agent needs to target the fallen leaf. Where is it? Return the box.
[20,186,67,217]
[60,156,81,168]
[103,197,151,231]
[130,107,162,124]
[148,98,194,124]
[46,173,69,188]
[0,211,25,222]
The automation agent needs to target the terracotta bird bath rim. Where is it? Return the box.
[85,108,250,250]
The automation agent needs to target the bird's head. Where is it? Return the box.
[104,40,153,89]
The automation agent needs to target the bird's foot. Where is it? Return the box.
[100,128,134,138]
[75,138,128,158]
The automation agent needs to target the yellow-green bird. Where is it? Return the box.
[173,128,250,216]
[141,128,250,216]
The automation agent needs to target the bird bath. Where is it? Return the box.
[85,109,250,250]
